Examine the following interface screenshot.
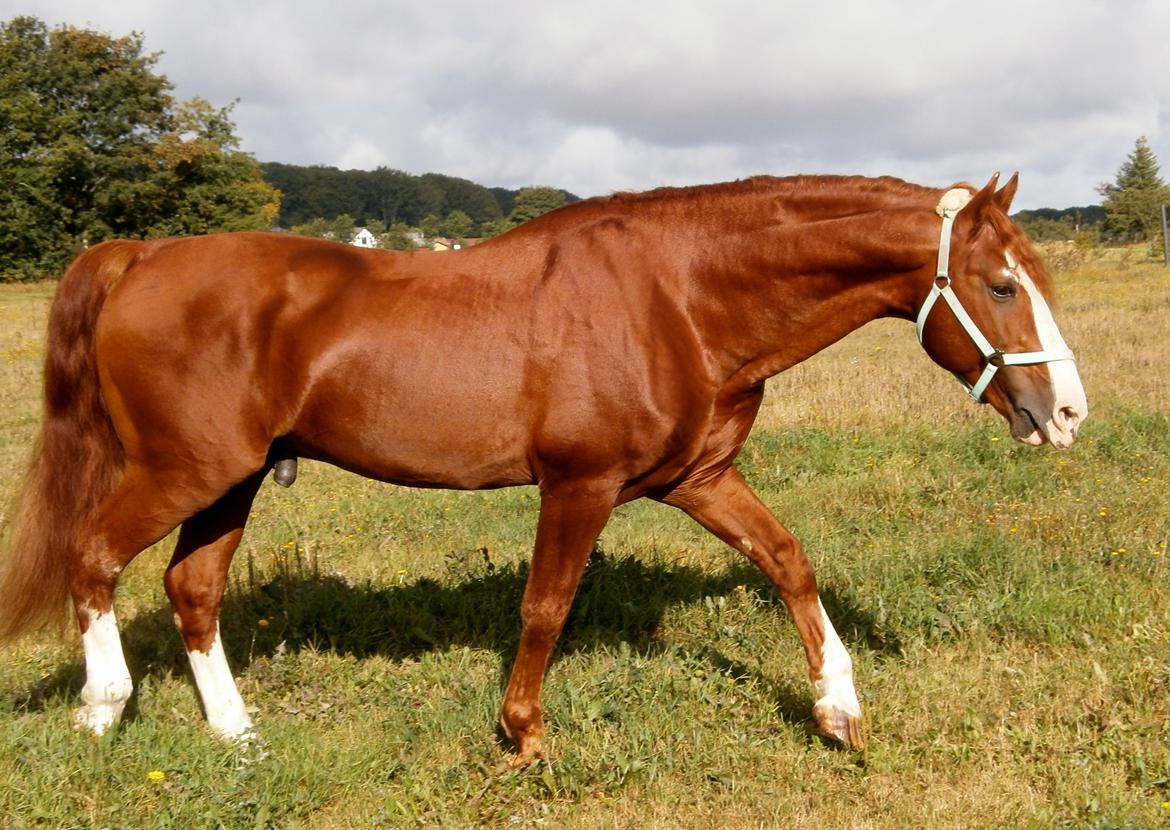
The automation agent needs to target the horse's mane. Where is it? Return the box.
[548,175,1054,294]
[596,174,938,208]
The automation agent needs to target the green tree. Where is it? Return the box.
[362,168,420,226]
[1098,136,1170,244]
[290,213,357,242]
[138,97,280,237]
[440,209,473,239]
[419,213,443,239]
[0,16,278,280]
[479,217,515,239]
[261,162,363,227]
[419,173,502,227]
[508,186,567,225]
[382,222,419,251]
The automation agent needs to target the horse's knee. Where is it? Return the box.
[163,570,218,614]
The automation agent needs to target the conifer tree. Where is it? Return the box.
[1098,136,1170,243]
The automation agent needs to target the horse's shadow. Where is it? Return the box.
[12,545,901,741]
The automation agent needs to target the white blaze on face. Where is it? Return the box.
[187,624,254,741]
[813,599,861,719]
[1007,253,1088,448]
[75,608,134,735]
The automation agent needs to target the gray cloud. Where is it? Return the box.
[10,0,1170,208]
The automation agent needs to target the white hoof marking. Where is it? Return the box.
[76,608,133,736]
[187,625,254,740]
[813,599,861,719]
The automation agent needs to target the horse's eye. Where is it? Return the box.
[990,283,1017,300]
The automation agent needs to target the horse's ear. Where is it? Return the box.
[994,172,1019,214]
[963,173,1000,237]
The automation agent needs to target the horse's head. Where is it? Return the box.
[915,174,1087,449]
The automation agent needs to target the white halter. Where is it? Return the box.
[915,190,1076,403]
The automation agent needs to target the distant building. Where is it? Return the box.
[430,237,483,252]
[351,228,378,248]
[430,237,461,252]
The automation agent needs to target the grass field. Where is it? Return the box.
[1,248,1168,829]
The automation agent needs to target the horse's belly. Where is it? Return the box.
[299,414,534,490]
[291,345,535,490]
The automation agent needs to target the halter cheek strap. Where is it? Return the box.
[915,204,1076,403]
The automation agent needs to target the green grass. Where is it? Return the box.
[2,252,1170,828]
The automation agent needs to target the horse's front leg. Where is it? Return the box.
[500,480,617,765]
[665,466,864,749]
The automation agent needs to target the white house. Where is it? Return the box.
[351,227,378,248]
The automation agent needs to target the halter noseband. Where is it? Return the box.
[914,196,1076,403]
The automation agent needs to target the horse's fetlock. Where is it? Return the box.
[501,700,541,736]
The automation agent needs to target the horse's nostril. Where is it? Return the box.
[1059,406,1081,427]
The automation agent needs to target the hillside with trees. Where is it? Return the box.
[1011,206,1105,242]
[260,161,578,239]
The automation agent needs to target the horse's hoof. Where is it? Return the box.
[212,724,258,745]
[73,701,125,737]
[813,702,865,750]
[505,728,545,768]
[509,746,545,768]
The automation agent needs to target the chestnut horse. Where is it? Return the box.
[0,173,1086,762]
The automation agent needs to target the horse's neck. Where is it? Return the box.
[686,201,937,393]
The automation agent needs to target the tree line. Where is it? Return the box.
[1010,205,1105,243]
[261,162,577,241]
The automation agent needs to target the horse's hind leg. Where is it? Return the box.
[72,465,209,736]
[163,473,265,741]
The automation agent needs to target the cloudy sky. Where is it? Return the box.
[7,0,1170,209]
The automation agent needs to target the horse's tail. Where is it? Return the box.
[0,241,141,641]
